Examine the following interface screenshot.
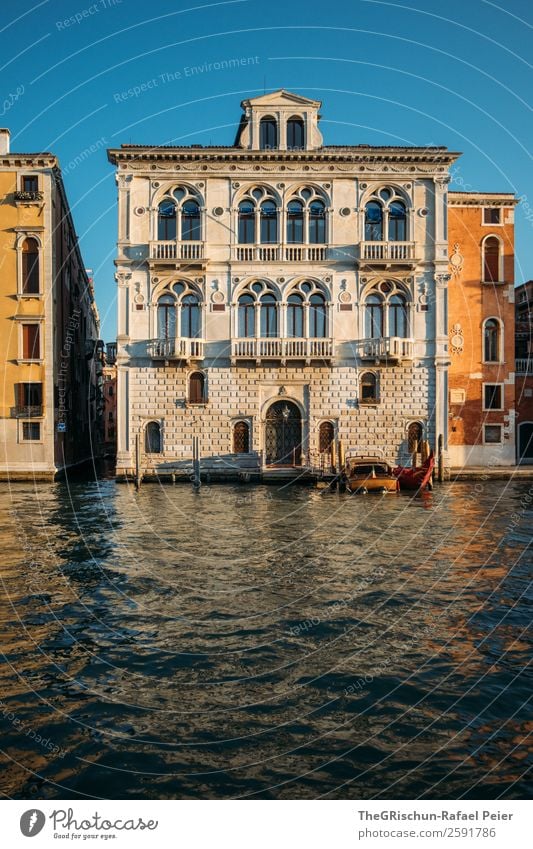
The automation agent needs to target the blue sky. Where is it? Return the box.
[2,0,532,341]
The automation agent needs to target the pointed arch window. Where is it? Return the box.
[233,420,250,454]
[287,200,304,243]
[181,200,201,240]
[365,294,383,338]
[365,202,383,241]
[238,200,255,244]
[157,200,177,240]
[309,200,326,244]
[181,294,201,338]
[388,294,408,337]
[309,293,327,337]
[238,293,255,337]
[388,201,407,241]
[22,238,40,294]
[484,318,501,362]
[259,116,277,150]
[287,293,304,337]
[287,117,304,149]
[145,421,162,454]
[157,294,176,339]
[260,292,278,337]
[483,236,501,282]
[260,200,278,243]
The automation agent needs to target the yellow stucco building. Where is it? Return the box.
[0,129,102,480]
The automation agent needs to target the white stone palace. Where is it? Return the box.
[108,90,460,478]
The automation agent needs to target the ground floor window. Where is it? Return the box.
[233,421,250,453]
[319,421,334,453]
[22,421,40,441]
[145,421,161,453]
[360,372,378,403]
[408,421,423,452]
[484,424,502,444]
[189,372,206,404]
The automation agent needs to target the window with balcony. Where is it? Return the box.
[287,117,304,149]
[157,294,177,339]
[286,187,327,244]
[14,382,42,417]
[237,187,279,244]
[145,421,162,453]
[156,187,202,242]
[388,294,408,337]
[364,282,410,339]
[309,292,327,337]
[260,293,278,337]
[181,293,201,338]
[483,318,501,362]
[156,283,202,343]
[238,293,255,337]
[233,420,250,453]
[259,116,277,150]
[360,372,378,403]
[22,175,38,193]
[364,187,409,242]
[22,323,41,360]
[21,237,40,294]
[287,293,304,337]
[483,236,501,283]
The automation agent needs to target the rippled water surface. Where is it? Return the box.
[0,477,531,799]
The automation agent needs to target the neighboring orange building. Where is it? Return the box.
[515,279,533,463]
[103,342,117,457]
[447,192,518,467]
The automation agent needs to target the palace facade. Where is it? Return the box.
[108,90,462,478]
[0,129,103,480]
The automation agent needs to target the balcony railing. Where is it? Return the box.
[357,337,415,362]
[147,338,205,360]
[231,337,334,361]
[14,191,44,202]
[360,241,416,262]
[149,241,204,261]
[516,358,533,375]
[11,405,43,418]
[232,245,328,262]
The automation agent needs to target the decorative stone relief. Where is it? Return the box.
[449,243,464,278]
[450,323,464,354]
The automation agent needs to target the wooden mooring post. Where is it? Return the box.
[192,436,201,489]
[135,433,141,491]
[437,433,444,483]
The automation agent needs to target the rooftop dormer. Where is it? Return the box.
[235,89,323,152]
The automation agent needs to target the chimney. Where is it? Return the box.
[0,129,10,155]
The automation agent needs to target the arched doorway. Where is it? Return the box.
[265,401,302,466]
[518,422,533,463]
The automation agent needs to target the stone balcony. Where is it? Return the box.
[358,241,418,269]
[357,337,415,364]
[231,337,334,364]
[148,241,205,267]
[147,338,205,362]
[10,405,43,418]
[231,244,328,262]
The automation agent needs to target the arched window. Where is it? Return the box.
[287,117,304,149]
[365,202,383,241]
[287,293,304,337]
[145,421,161,454]
[157,200,176,240]
[260,292,278,337]
[157,294,176,339]
[408,421,423,453]
[233,421,250,454]
[484,318,501,362]
[238,200,255,244]
[365,294,383,338]
[181,200,201,240]
[260,116,277,150]
[388,201,407,241]
[287,200,304,243]
[360,372,378,403]
[388,294,408,337]
[22,238,40,294]
[181,294,201,338]
[189,372,205,404]
[309,292,327,337]
[260,200,277,243]
[238,294,255,337]
[483,237,501,282]
[319,421,334,453]
[309,200,326,244]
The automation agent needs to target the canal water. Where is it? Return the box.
[0,478,531,800]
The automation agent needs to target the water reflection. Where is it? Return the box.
[0,478,531,799]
